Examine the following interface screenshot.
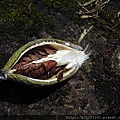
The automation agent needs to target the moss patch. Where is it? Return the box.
[0,0,53,44]
[1,0,119,44]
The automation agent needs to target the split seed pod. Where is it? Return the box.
[0,39,91,87]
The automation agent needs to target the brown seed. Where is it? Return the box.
[37,50,47,56]
[19,61,29,65]
[43,60,57,71]
[22,56,32,62]
[31,70,38,78]
[29,54,38,61]
[16,68,24,75]
[12,64,20,69]
[36,63,43,69]
[44,48,56,54]
[47,60,57,71]
[31,63,37,70]
[29,64,34,71]
[43,61,50,71]
[34,69,40,77]
[26,71,32,77]
[50,64,56,73]
[55,66,62,73]
[24,69,30,75]
[57,70,64,81]
[40,74,48,79]
[21,65,29,70]
[18,58,24,62]
[39,66,46,76]
[34,52,42,59]
[48,65,56,78]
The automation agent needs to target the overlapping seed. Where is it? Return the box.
[12,45,66,80]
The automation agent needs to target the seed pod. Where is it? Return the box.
[0,39,91,87]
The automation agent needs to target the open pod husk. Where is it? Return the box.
[0,39,90,87]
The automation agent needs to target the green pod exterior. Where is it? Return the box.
[1,39,81,87]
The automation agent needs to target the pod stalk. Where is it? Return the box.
[0,70,8,81]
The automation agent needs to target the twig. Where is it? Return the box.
[77,0,111,18]
[82,0,96,7]
[111,12,120,29]
[77,1,90,13]
[28,2,32,13]
[78,26,93,44]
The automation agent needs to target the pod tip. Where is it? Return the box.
[0,70,7,81]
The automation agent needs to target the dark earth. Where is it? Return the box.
[0,0,120,118]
